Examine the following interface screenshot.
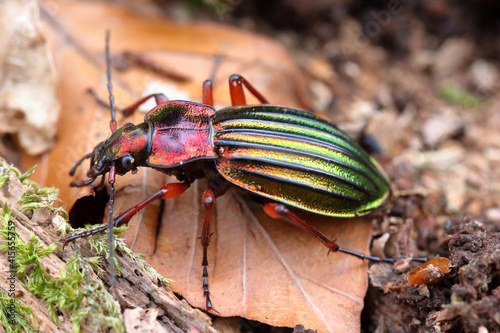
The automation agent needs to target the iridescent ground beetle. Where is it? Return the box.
[65,33,427,310]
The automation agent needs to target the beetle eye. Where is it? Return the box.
[121,155,135,171]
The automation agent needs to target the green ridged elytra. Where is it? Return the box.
[212,105,391,217]
[66,37,425,311]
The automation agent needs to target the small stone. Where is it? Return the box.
[432,38,474,78]
[469,59,498,92]
[309,80,333,112]
[478,326,489,333]
[422,108,464,148]
[407,145,465,171]
[344,61,361,77]
[417,284,430,297]
[444,166,467,213]
[486,207,500,222]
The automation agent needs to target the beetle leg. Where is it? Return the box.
[263,202,427,263]
[69,153,93,176]
[70,176,98,187]
[201,55,223,107]
[200,188,217,311]
[121,51,190,82]
[63,182,190,248]
[120,94,169,117]
[202,80,214,106]
[86,89,169,118]
[229,74,269,105]
[86,88,111,108]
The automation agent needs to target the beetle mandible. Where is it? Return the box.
[65,37,427,311]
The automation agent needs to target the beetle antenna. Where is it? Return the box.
[105,30,117,284]
[106,32,117,133]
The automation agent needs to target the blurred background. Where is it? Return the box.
[1,1,499,332]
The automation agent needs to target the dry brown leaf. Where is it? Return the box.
[0,0,60,155]
[22,1,374,332]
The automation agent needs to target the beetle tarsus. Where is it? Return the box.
[86,88,111,108]
[203,266,214,311]
[338,247,428,263]
[70,177,97,187]
[62,227,107,250]
[69,153,92,176]
[62,213,130,251]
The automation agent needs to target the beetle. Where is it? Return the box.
[66,35,426,311]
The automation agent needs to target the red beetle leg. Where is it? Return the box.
[202,80,214,107]
[63,182,190,248]
[110,181,189,228]
[86,91,169,119]
[262,202,427,263]
[229,74,269,106]
[120,94,169,117]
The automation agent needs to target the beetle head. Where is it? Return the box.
[85,122,150,179]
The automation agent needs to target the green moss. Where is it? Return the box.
[71,223,172,284]
[0,161,68,219]
[0,159,124,332]
[0,157,172,332]
[0,292,35,333]
[0,205,124,332]
[0,163,34,188]
[1,203,124,333]
[17,185,68,219]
